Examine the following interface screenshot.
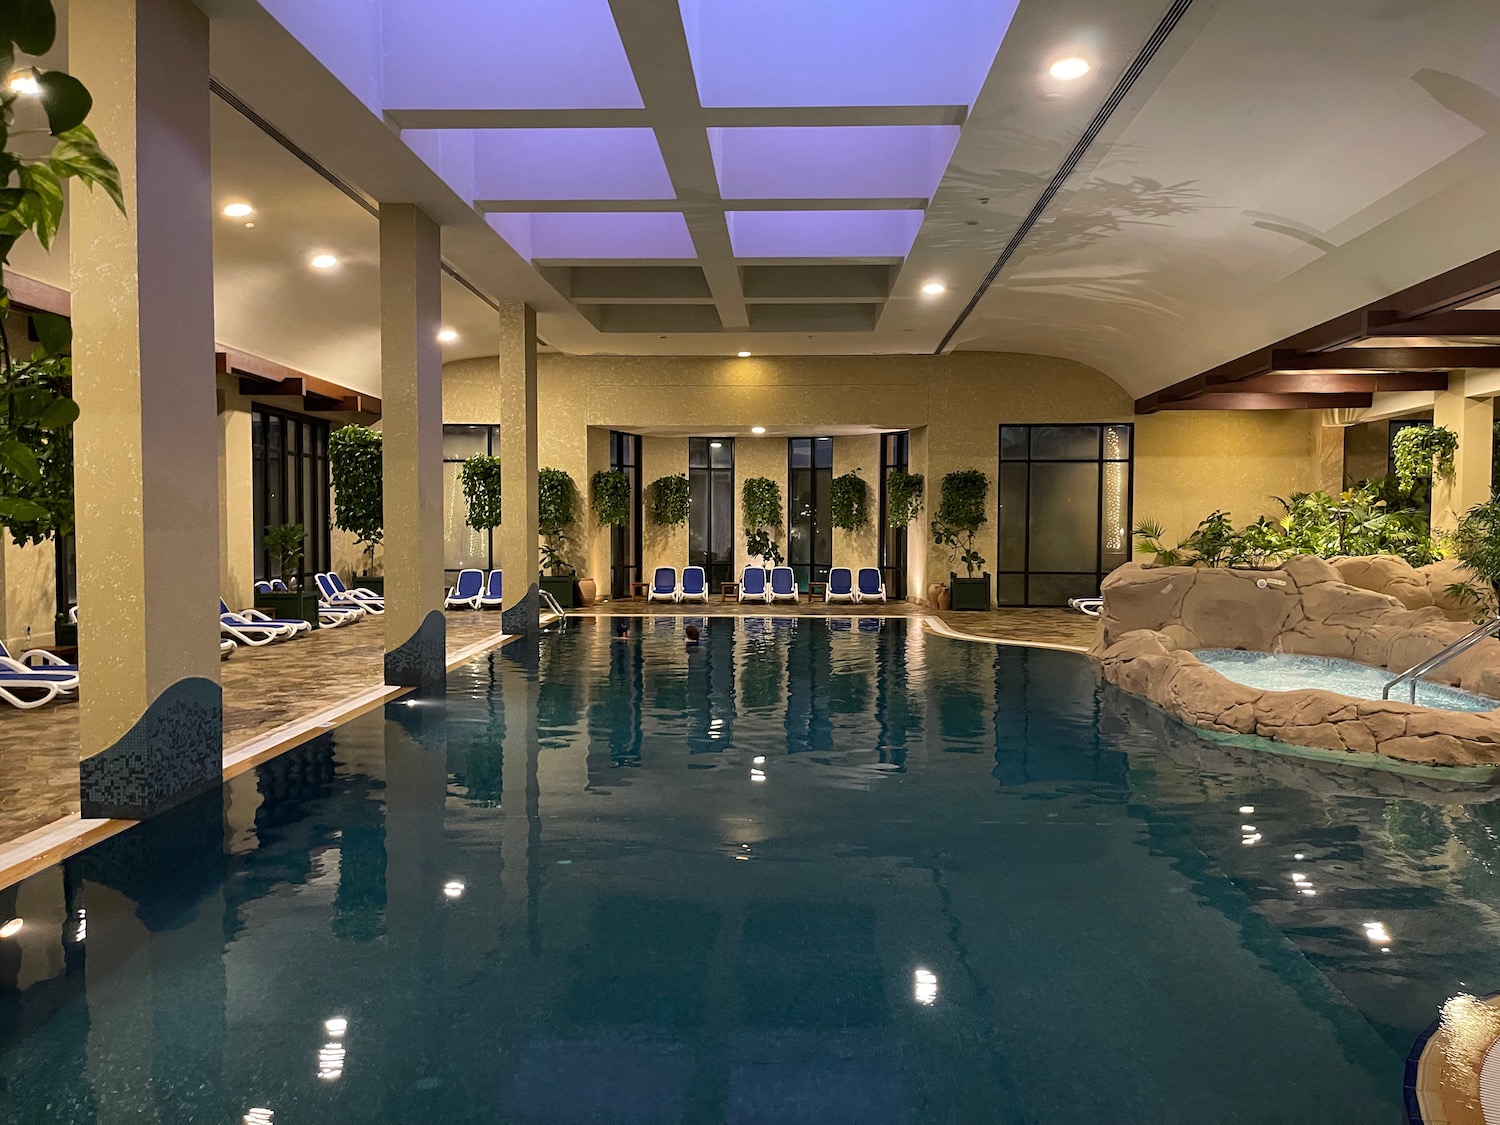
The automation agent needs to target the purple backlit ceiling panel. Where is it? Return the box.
[383,0,642,110]
[726,211,925,259]
[439,129,677,201]
[709,126,961,200]
[487,213,697,262]
[679,0,1019,107]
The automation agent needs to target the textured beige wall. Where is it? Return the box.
[1133,411,1322,547]
[734,435,788,574]
[832,434,881,572]
[4,541,57,649]
[640,437,689,576]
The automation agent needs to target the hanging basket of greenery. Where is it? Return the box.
[829,469,869,532]
[650,473,691,526]
[1392,424,1459,488]
[932,469,989,592]
[592,468,630,527]
[460,454,503,531]
[328,425,384,571]
[741,476,784,567]
[885,469,924,529]
[538,467,577,536]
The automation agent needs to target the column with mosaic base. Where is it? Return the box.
[498,304,540,636]
[70,0,223,819]
[380,204,447,687]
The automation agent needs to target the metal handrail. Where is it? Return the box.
[1382,616,1500,703]
[538,588,567,627]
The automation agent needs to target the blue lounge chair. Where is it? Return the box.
[0,639,76,675]
[769,566,798,604]
[239,605,313,636]
[856,568,886,603]
[680,566,708,603]
[648,567,680,603]
[318,572,384,615]
[220,600,296,646]
[826,567,855,604]
[446,568,484,610]
[254,580,273,596]
[739,566,770,603]
[0,657,78,709]
[328,572,385,608]
[479,569,504,609]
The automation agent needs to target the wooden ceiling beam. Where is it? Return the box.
[1271,346,1500,371]
[217,349,381,418]
[1217,372,1449,394]
[1364,309,1500,337]
[1150,392,1374,411]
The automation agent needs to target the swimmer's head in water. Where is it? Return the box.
[614,622,630,637]
[685,624,701,642]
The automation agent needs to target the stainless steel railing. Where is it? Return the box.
[1382,617,1500,703]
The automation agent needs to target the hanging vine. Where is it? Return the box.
[649,473,690,526]
[829,468,869,532]
[1391,424,1458,488]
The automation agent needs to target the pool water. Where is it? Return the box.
[1197,648,1500,712]
[3,616,1500,1124]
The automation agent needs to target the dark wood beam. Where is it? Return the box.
[5,273,70,316]
[1364,309,1500,337]
[1151,392,1374,411]
[217,349,381,418]
[1214,372,1449,394]
[1271,346,1500,371]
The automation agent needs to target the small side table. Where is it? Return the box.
[631,581,650,600]
[808,581,827,602]
[721,582,740,603]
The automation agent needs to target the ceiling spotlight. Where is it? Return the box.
[710,441,723,449]
[222,202,253,218]
[1049,57,1091,81]
[0,918,21,939]
[310,253,338,270]
[437,327,458,343]
[6,69,39,97]
[737,350,752,358]
[920,280,947,296]
[751,426,766,435]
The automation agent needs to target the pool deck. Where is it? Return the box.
[0,603,1096,889]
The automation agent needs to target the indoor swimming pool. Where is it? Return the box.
[1197,647,1500,711]
[3,615,1498,1124]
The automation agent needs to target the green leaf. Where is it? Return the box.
[0,497,47,523]
[50,125,123,211]
[30,309,69,355]
[37,395,78,429]
[0,0,56,57]
[0,439,40,483]
[14,162,60,248]
[35,70,91,136]
[9,386,49,420]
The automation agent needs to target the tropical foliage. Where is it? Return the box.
[1446,498,1500,619]
[0,3,120,539]
[885,469,924,529]
[592,468,629,527]
[459,454,502,530]
[1391,424,1458,488]
[829,469,869,532]
[263,523,305,583]
[931,468,988,576]
[328,425,383,571]
[742,475,784,567]
[649,473,690,526]
[537,467,576,575]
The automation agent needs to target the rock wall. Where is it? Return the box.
[1092,557,1500,770]
[1328,554,1476,620]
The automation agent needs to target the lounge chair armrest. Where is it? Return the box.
[19,648,71,667]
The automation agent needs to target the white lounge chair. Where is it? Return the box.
[318,572,385,615]
[239,605,313,636]
[221,638,237,658]
[318,601,362,627]
[855,568,886,604]
[0,656,79,709]
[479,569,504,610]
[446,568,484,610]
[826,567,856,604]
[1069,596,1103,617]
[648,567,680,603]
[0,639,76,674]
[680,566,709,603]
[739,566,771,603]
[328,572,385,608]
[769,566,798,604]
[220,600,296,647]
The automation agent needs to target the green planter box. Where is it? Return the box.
[949,573,992,612]
[257,589,321,629]
[54,616,77,648]
[353,575,384,597]
[539,574,576,609]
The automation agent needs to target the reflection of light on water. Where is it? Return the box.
[1363,921,1392,947]
[319,1016,349,1080]
[1437,993,1500,1082]
[750,769,766,782]
[243,1108,274,1125]
[1239,805,1255,814]
[1291,872,1316,896]
[914,968,938,1005]
[753,755,765,765]
[443,880,465,899]
[75,909,86,942]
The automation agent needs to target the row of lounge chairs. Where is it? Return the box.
[445,569,504,610]
[648,565,887,605]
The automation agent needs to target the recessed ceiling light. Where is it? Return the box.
[737,350,752,358]
[437,327,458,343]
[710,441,723,449]
[751,426,766,435]
[6,70,38,96]
[0,918,21,938]
[921,280,947,296]
[1049,57,1091,80]
[310,254,338,270]
[222,202,253,218]
[244,222,256,229]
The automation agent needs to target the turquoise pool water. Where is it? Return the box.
[1198,647,1500,711]
[3,615,1499,1124]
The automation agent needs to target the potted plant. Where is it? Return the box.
[538,466,578,608]
[593,469,629,528]
[830,469,869,533]
[650,473,690,527]
[257,522,319,627]
[933,469,990,610]
[1392,424,1458,489]
[742,476,784,571]
[329,424,384,595]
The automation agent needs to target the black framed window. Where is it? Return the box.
[443,424,501,582]
[878,431,909,601]
[610,430,642,599]
[997,424,1133,607]
[788,437,833,590]
[689,436,735,588]
[55,532,76,618]
[252,405,331,584]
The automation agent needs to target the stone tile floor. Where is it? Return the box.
[0,612,508,848]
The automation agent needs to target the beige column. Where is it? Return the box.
[585,426,612,598]
[1432,372,1494,533]
[497,304,539,633]
[908,425,930,603]
[71,0,222,818]
[380,204,446,685]
[1315,424,1345,495]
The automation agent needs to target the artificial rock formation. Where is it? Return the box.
[1091,557,1500,770]
[1328,553,1475,619]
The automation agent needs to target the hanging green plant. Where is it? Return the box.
[829,469,869,532]
[932,469,989,576]
[0,312,75,545]
[592,468,630,527]
[885,469,924,529]
[1392,424,1458,488]
[650,473,690,526]
[742,476,784,567]
[460,454,503,531]
[329,425,383,572]
[538,467,576,537]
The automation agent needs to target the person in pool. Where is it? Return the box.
[614,622,631,640]
[685,624,700,646]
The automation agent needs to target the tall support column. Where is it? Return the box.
[1432,372,1494,533]
[380,204,446,686]
[71,0,222,818]
[497,304,539,635]
[1315,422,1346,495]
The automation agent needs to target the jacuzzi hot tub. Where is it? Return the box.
[1195,649,1499,713]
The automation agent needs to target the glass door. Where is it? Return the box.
[610,431,642,599]
[689,436,735,588]
[878,431,909,600]
[788,437,833,590]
